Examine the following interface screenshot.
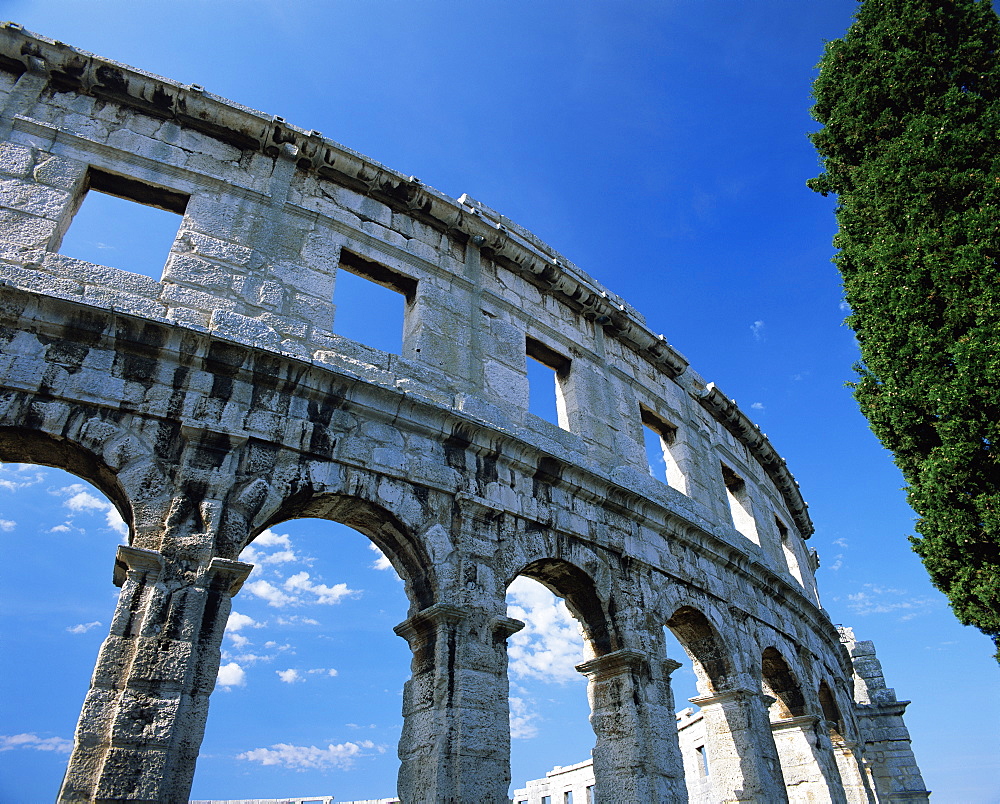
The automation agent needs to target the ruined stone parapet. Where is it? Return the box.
[838,628,930,803]
[0,23,925,803]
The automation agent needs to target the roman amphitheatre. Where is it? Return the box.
[0,23,930,802]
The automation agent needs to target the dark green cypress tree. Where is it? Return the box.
[809,0,1000,660]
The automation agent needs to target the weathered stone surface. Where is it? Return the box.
[0,23,928,804]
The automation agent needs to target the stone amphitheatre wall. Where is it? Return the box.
[0,24,927,803]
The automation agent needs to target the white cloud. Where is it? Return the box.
[277,668,303,684]
[369,542,393,571]
[226,612,262,633]
[253,529,291,548]
[750,402,765,411]
[506,576,585,683]
[217,662,246,689]
[839,300,852,313]
[276,615,320,627]
[56,484,128,537]
[307,668,339,677]
[0,733,73,753]
[48,524,73,533]
[508,696,539,739]
[833,538,849,548]
[283,572,357,605]
[828,556,844,572]
[230,633,250,649]
[66,621,101,634]
[244,579,297,608]
[237,740,377,770]
[846,584,936,619]
[0,518,14,531]
[63,488,105,513]
[0,463,46,491]
[239,544,300,566]
[750,320,765,341]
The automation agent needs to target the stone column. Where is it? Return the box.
[690,688,788,803]
[770,715,847,804]
[576,650,688,802]
[58,545,251,803]
[394,603,523,804]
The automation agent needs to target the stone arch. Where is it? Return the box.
[761,645,807,719]
[819,679,844,736]
[0,426,134,537]
[665,604,733,694]
[513,556,617,656]
[257,490,437,612]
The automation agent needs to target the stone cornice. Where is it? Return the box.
[697,382,814,538]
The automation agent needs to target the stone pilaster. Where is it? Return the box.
[394,603,522,804]
[770,714,848,804]
[58,546,251,803]
[576,650,688,803]
[690,688,788,803]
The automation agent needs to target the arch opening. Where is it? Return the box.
[818,680,844,737]
[191,516,412,802]
[663,607,735,802]
[0,461,128,802]
[761,646,807,719]
[665,605,732,696]
[505,560,604,799]
[261,491,435,612]
[0,428,133,539]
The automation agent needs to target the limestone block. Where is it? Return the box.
[175,230,252,266]
[362,219,409,250]
[161,282,239,314]
[33,152,88,190]
[0,261,83,296]
[185,194,259,242]
[163,253,235,289]
[158,121,243,163]
[0,142,34,178]
[0,208,57,247]
[0,177,70,218]
[84,286,167,321]
[107,127,184,164]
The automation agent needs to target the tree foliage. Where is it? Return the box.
[809,0,1000,659]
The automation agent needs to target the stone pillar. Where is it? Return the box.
[827,732,878,804]
[770,715,847,804]
[690,688,788,803]
[58,545,251,803]
[394,603,522,804]
[576,650,688,802]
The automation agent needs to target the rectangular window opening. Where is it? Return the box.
[526,336,570,430]
[586,785,596,804]
[57,167,188,281]
[776,515,805,586]
[640,406,686,493]
[333,249,416,356]
[697,744,710,777]
[721,462,759,544]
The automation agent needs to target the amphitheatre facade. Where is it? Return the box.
[0,24,928,803]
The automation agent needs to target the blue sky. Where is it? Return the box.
[0,1,998,801]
